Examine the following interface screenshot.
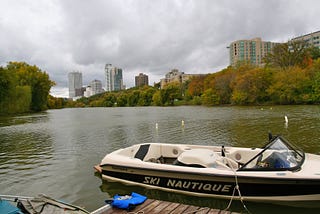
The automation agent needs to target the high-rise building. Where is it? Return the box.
[90,79,104,95]
[68,71,83,98]
[84,79,104,97]
[105,64,124,92]
[291,31,320,49]
[135,73,149,87]
[229,38,280,66]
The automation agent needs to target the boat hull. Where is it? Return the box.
[100,164,320,202]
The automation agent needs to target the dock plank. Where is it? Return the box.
[148,200,172,213]
[183,205,205,214]
[160,201,180,213]
[138,200,163,213]
[207,209,227,214]
[169,203,190,214]
[98,198,239,214]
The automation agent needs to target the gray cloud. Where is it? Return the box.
[1,0,319,97]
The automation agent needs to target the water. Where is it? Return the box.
[0,106,320,213]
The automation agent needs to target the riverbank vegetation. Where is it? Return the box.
[2,42,320,114]
[0,62,55,114]
[68,43,320,107]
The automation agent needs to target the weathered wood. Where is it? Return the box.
[98,198,239,214]
[169,203,190,214]
[183,205,205,214]
[138,200,163,213]
[148,200,172,213]
[159,201,180,213]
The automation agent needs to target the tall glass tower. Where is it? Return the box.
[68,71,82,98]
[105,64,123,92]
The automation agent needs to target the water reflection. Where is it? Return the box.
[0,113,54,195]
[0,113,49,127]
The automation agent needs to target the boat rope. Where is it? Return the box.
[223,157,251,214]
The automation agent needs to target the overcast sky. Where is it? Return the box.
[1,0,319,97]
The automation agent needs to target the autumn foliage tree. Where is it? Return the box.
[188,76,205,97]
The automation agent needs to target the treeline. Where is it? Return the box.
[69,42,320,107]
[0,62,55,114]
[2,41,320,113]
[69,60,320,108]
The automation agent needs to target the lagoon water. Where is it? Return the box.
[1,106,320,213]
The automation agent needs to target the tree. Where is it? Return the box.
[103,93,116,107]
[0,62,55,114]
[137,87,156,106]
[188,76,205,97]
[127,90,140,106]
[161,83,181,105]
[0,67,16,113]
[214,71,235,104]
[308,46,320,60]
[265,41,310,69]
[152,90,162,106]
[7,62,55,111]
[201,88,220,105]
[267,66,312,104]
[231,67,272,104]
[116,93,128,107]
[312,71,320,103]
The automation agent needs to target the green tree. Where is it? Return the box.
[127,90,140,106]
[267,67,312,104]
[201,88,220,105]
[312,71,320,103]
[265,41,310,69]
[0,67,16,113]
[116,93,128,107]
[161,83,181,106]
[308,46,320,60]
[103,93,116,107]
[152,90,162,106]
[7,62,55,111]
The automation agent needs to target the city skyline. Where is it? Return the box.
[1,0,320,97]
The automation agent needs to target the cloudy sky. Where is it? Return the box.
[1,0,319,97]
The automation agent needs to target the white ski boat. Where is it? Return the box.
[98,135,320,204]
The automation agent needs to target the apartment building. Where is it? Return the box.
[135,73,149,87]
[160,69,205,89]
[291,31,320,49]
[229,37,280,66]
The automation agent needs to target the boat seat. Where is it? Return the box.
[134,144,150,161]
[175,149,220,168]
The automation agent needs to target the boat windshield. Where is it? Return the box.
[239,136,305,171]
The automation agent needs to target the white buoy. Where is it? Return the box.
[284,115,288,129]
[155,123,158,130]
[181,120,185,127]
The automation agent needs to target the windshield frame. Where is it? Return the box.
[238,136,305,171]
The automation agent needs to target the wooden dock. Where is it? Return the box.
[97,199,239,214]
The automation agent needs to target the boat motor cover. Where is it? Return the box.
[107,192,147,210]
